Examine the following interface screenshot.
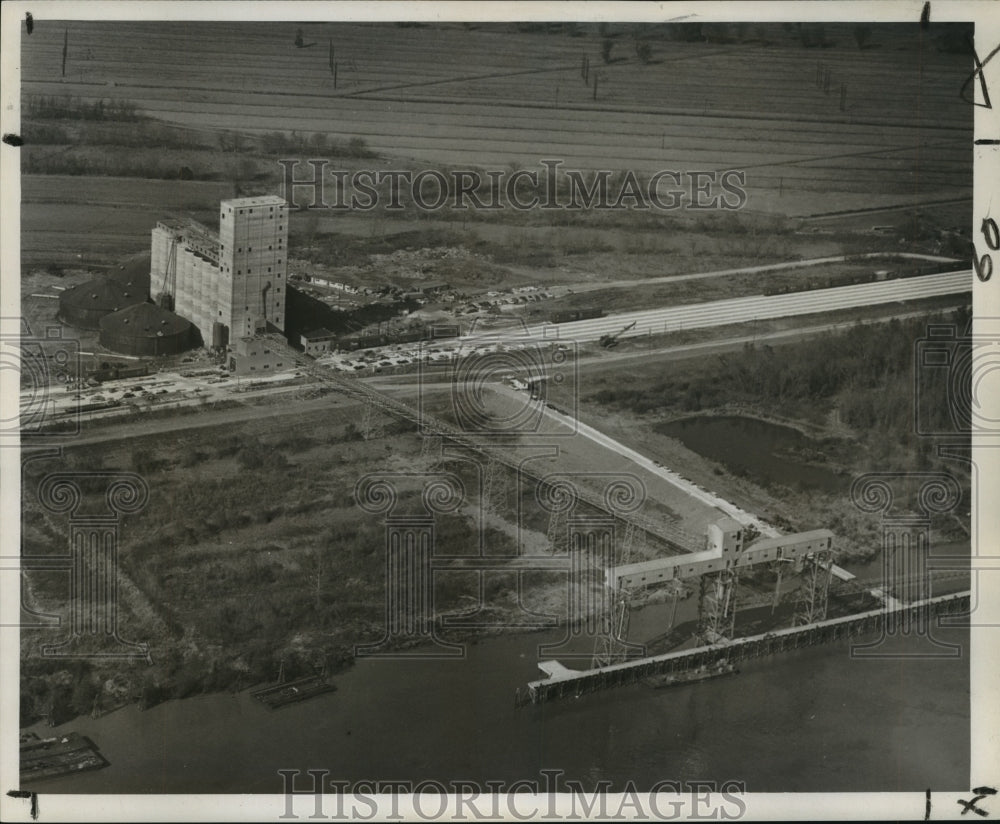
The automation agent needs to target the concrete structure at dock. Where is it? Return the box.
[609,518,834,590]
[595,517,840,654]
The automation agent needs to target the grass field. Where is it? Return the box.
[21,21,972,218]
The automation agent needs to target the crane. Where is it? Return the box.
[158,233,181,312]
[599,320,637,349]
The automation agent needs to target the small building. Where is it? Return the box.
[228,336,288,376]
[300,328,336,356]
[98,301,193,356]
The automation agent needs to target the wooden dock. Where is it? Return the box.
[515,591,970,707]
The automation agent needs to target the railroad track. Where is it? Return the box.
[512,270,972,346]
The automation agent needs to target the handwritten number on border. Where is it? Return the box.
[975,218,999,283]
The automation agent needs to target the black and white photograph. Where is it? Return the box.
[2,1,998,820]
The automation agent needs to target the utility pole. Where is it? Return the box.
[62,29,68,77]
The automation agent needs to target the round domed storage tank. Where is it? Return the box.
[57,277,145,330]
[108,252,151,299]
[99,302,193,357]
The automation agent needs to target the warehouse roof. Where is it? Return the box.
[302,327,335,340]
[743,529,834,553]
[222,195,286,209]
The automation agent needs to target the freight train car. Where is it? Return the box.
[335,325,461,352]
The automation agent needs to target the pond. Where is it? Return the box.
[655,415,847,494]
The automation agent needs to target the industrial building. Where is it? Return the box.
[150,196,288,349]
[227,336,288,376]
[300,328,336,355]
[57,277,145,330]
[608,518,835,590]
[98,302,194,357]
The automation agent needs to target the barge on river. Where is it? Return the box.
[251,675,336,709]
[20,731,109,783]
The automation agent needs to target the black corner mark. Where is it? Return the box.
[960,38,998,109]
[2,134,24,147]
[975,787,999,796]
[6,790,38,820]
[920,2,931,29]
[926,788,932,820]
[25,12,33,35]
[958,795,992,817]
[975,139,1000,145]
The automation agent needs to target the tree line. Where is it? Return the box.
[589,307,972,442]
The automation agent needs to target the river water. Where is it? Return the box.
[29,617,968,794]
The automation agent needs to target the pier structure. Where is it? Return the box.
[609,518,837,644]
[516,591,969,707]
